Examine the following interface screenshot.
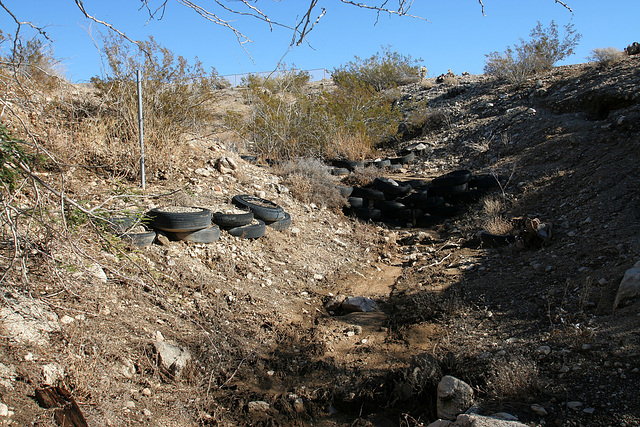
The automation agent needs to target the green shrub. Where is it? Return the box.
[0,124,34,193]
[90,35,225,179]
[332,47,421,91]
[484,21,581,84]
[227,66,400,161]
[587,47,626,67]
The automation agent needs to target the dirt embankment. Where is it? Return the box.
[1,56,639,426]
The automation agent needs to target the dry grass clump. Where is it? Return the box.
[276,158,345,209]
[480,196,514,235]
[486,354,540,400]
[341,165,381,187]
[587,47,626,67]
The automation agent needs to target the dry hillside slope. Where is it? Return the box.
[0,56,638,427]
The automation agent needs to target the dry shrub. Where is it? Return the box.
[276,158,345,209]
[325,131,373,160]
[342,165,380,187]
[481,196,514,235]
[487,354,540,400]
[440,75,458,86]
[587,47,626,67]
[484,21,581,84]
[419,79,434,90]
[89,34,224,180]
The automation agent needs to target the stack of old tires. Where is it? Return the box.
[329,151,416,176]
[211,195,291,239]
[342,169,502,228]
[147,207,220,243]
[105,195,291,247]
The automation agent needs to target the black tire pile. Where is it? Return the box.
[329,151,416,176]
[341,169,503,228]
[105,195,291,248]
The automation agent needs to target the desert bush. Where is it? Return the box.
[587,47,626,67]
[90,35,224,179]
[486,354,540,400]
[226,66,400,161]
[484,21,581,84]
[275,158,345,209]
[332,47,421,91]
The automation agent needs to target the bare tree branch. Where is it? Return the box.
[74,0,142,49]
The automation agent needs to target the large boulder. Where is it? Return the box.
[437,375,474,420]
[613,260,640,309]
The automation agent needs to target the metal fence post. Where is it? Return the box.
[136,69,145,190]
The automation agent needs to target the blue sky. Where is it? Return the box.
[1,1,638,83]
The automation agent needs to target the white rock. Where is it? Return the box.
[437,375,474,420]
[535,345,551,356]
[60,315,75,324]
[0,403,8,417]
[87,263,108,283]
[42,363,65,386]
[341,296,378,313]
[248,401,270,413]
[531,404,548,416]
[613,260,640,309]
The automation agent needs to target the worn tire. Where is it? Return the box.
[266,212,292,231]
[389,151,415,165]
[350,187,385,201]
[374,200,406,212]
[122,230,156,248]
[147,207,212,232]
[330,167,350,176]
[104,216,136,235]
[336,186,353,197]
[428,182,469,197]
[431,169,472,187]
[373,177,412,196]
[212,211,254,228]
[172,225,221,243]
[232,195,285,222]
[227,219,266,239]
[346,197,365,209]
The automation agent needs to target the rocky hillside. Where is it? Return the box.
[0,55,639,427]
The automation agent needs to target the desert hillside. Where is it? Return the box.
[0,55,639,427]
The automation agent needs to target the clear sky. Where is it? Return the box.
[1,1,638,83]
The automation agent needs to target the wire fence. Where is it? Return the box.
[222,68,331,87]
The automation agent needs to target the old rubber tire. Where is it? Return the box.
[373,177,412,196]
[104,216,136,235]
[266,212,291,231]
[350,187,385,201]
[428,182,469,197]
[232,195,285,222]
[122,230,156,248]
[147,207,212,232]
[336,186,353,197]
[227,219,266,239]
[172,225,220,243]
[431,170,472,187]
[212,211,254,228]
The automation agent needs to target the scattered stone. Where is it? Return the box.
[325,295,346,312]
[124,400,136,410]
[42,363,65,386]
[492,412,518,421]
[566,401,583,410]
[531,404,548,416]
[535,345,552,356]
[0,293,60,346]
[153,331,192,380]
[60,315,75,324]
[0,363,17,389]
[87,263,108,283]
[437,375,474,420]
[428,413,529,426]
[613,260,640,309]
[583,407,595,414]
[0,403,8,417]
[341,296,378,313]
[142,388,152,397]
[248,401,270,413]
[156,233,171,246]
